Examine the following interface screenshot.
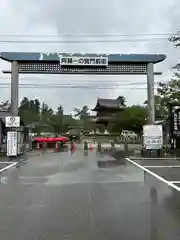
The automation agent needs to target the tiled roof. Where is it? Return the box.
[92,98,124,111]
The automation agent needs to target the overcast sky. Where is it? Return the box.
[0,0,180,114]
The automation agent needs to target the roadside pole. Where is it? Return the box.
[6,61,20,162]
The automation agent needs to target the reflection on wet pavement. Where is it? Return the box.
[130,157,180,166]
[126,155,180,239]
[146,167,180,181]
[1,150,180,239]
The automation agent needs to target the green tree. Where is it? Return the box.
[56,105,64,116]
[52,105,64,133]
[144,95,166,118]
[117,96,126,106]
[19,97,40,124]
[169,31,180,47]
[63,114,77,133]
[41,102,54,123]
[18,97,80,134]
[33,99,41,114]
[110,105,148,133]
[144,75,180,118]
[73,105,90,120]
[19,97,29,109]
[169,32,180,70]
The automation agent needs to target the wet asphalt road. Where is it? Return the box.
[0,150,180,239]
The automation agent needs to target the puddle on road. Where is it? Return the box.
[97,160,126,168]
[0,150,143,186]
[44,168,144,185]
[97,154,127,169]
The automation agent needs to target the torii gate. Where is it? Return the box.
[0,52,166,124]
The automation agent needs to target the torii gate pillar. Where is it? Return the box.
[147,63,155,124]
[11,61,19,116]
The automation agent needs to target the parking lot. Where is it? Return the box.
[127,156,180,188]
[0,149,180,239]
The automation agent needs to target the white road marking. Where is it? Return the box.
[91,180,143,183]
[0,162,17,173]
[144,165,180,168]
[129,156,180,160]
[126,158,180,192]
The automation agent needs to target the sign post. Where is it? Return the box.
[142,124,163,157]
[5,116,20,158]
[5,116,20,128]
[7,131,18,156]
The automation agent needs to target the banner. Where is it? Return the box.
[143,125,163,149]
[7,131,17,156]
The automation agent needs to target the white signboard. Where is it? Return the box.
[5,116,20,127]
[7,131,18,156]
[60,56,108,66]
[143,125,163,149]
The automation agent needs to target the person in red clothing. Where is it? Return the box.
[70,140,76,155]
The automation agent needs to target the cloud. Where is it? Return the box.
[0,0,179,113]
